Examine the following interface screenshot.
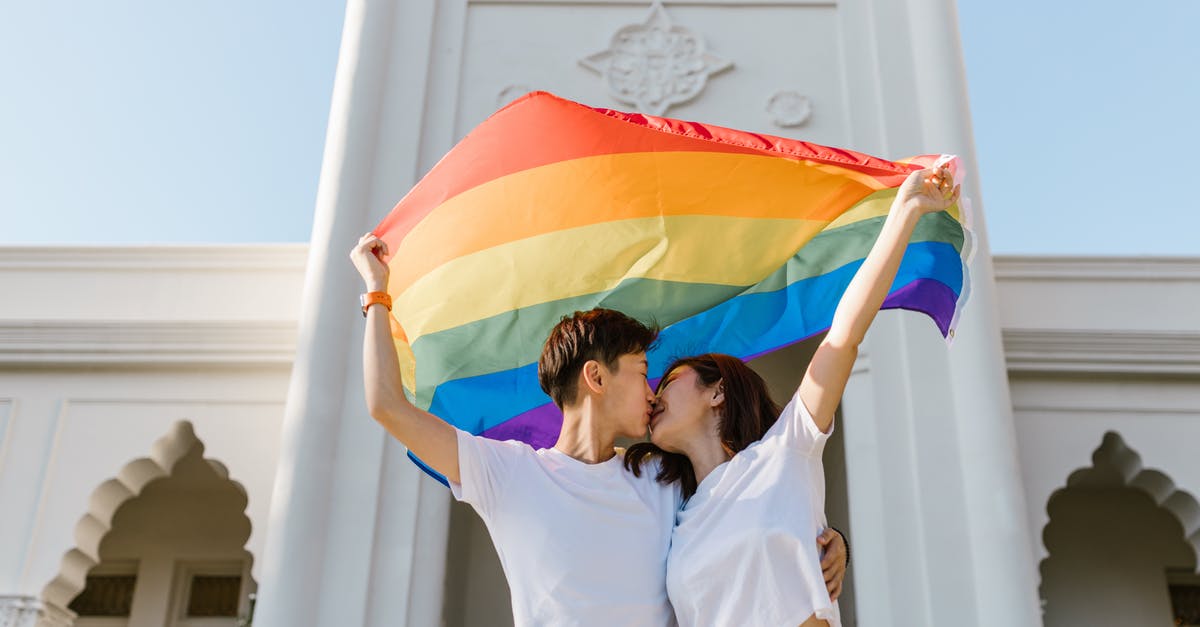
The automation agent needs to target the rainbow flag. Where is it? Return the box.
[374,91,972,481]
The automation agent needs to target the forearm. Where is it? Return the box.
[363,301,408,422]
[351,232,459,481]
[799,168,953,429]
[362,300,460,481]
[824,202,922,347]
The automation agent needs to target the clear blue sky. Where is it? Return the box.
[2,1,1197,254]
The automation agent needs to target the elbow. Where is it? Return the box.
[820,334,862,354]
[368,406,394,425]
[365,394,401,426]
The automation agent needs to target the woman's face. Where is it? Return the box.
[649,366,721,453]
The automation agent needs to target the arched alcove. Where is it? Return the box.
[39,421,257,627]
[1039,431,1200,626]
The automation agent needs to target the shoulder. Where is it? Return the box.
[759,390,831,457]
[457,429,538,462]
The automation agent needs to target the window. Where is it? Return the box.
[68,562,138,617]
[186,575,241,617]
[69,575,136,616]
[170,561,250,627]
[1169,570,1200,626]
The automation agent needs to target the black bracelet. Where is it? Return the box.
[829,526,850,570]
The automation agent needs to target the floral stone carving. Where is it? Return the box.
[580,1,732,115]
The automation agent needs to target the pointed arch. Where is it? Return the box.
[1046,430,1200,570]
[39,420,254,615]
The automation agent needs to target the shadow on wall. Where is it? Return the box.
[1039,431,1200,627]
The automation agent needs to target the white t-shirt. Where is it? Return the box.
[449,429,682,627]
[665,390,841,627]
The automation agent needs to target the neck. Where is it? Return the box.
[678,420,732,485]
[554,402,619,464]
[681,415,734,482]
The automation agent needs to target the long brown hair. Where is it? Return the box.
[624,353,780,498]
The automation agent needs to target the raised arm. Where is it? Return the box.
[799,166,960,432]
[351,233,460,483]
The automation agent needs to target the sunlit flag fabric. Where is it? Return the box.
[374,91,973,482]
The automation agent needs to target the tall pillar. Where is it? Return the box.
[253,1,451,626]
[908,0,1044,623]
[838,0,1042,624]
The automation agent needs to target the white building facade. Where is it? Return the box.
[1,251,1198,627]
[1,1,1197,626]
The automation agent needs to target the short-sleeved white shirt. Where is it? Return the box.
[449,429,682,627]
[665,390,841,627]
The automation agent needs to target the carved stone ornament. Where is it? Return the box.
[496,84,533,109]
[0,596,65,627]
[580,1,732,115]
[767,90,813,128]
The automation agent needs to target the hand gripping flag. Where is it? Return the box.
[373,91,973,482]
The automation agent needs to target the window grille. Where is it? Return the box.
[68,574,136,617]
[185,574,241,617]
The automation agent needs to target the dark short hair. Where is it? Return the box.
[538,308,658,408]
[624,353,781,499]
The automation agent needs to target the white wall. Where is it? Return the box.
[996,257,1200,624]
[995,257,1200,562]
[0,246,304,624]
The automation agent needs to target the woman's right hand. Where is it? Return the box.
[894,165,960,218]
[350,232,390,292]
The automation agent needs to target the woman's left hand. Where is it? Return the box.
[817,528,847,601]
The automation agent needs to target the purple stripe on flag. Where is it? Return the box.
[880,278,958,335]
[481,402,563,450]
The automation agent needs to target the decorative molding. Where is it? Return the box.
[0,245,309,272]
[496,84,534,108]
[994,256,1200,282]
[1011,403,1198,416]
[61,398,285,407]
[766,90,812,127]
[580,1,732,115]
[1002,329,1200,375]
[0,321,297,366]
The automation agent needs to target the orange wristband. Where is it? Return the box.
[360,291,392,317]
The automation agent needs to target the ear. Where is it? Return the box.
[581,359,605,395]
[709,379,725,408]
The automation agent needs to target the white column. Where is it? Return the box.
[906,0,1043,623]
[839,0,1042,624]
[253,1,451,626]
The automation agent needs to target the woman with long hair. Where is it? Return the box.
[626,165,960,626]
